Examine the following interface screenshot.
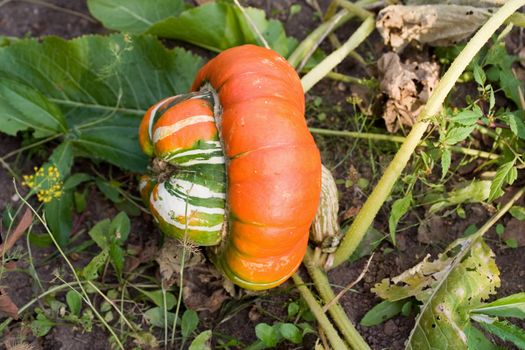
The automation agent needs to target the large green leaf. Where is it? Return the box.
[44,189,74,247]
[87,0,188,33]
[0,79,67,137]
[475,316,525,349]
[0,35,203,172]
[472,293,525,319]
[88,0,297,57]
[405,239,500,349]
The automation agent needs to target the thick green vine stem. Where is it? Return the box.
[288,0,376,69]
[304,249,372,350]
[292,274,348,350]
[330,0,525,269]
[301,16,375,93]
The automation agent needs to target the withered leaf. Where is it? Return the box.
[378,52,439,132]
[0,208,32,254]
[377,5,491,51]
[0,289,18,318]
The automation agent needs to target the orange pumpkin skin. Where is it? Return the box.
[192,45,322,289]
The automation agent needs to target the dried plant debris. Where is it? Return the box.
[156,238,204,287]
[0,289,18,318]
[378,52,439,132]
[156,238,231,313]
[377,5,492,51]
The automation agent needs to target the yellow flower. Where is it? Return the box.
[22,165,64,203]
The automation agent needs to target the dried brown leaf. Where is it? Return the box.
[125,240,158,273]
[156,238,204,287]
[377,5,491,51]
[0,208,32,255]
[378,52,439,132]
[0,289,19,318]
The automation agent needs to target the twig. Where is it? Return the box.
[322,254,374,312]
[309,127,501,160]
[233,0,270,49]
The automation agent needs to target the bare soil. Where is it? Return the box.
[0,1,524,349]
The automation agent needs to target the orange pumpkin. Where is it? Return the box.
[139,45,322,290]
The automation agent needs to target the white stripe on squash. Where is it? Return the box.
[153,115,215,143]
[171,178,226,199]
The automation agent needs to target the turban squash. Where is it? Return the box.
[138,45,322,290]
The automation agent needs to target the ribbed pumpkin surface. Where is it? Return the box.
[191,45,321,289]
[139,45,321,290]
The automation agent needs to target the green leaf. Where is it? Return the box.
[509,206,525,220]
[96,178,123,203]
[465,324,502,350]
[472,63,486,86]
[472,292,525,319]
[49,141,73,179]
[444,125,476,145]
[82,249,109,280]
[0,35,203,172]
[287,302,300,318]
[451,110,482,126]
[348,226,384,263]
[87,0,187,33]
[476,317,525,349]
[89,1,296,57]
[28,232,53,247]
[441,148,451,178]
[255,323,280,347]
[109,244,125,279]
[144,307,176,328]
[74,190,87,213]
[136,288,176,309]
[110,211,130,244]
[499,112,525,140]
[88,218,111,249]
[182,309,199,340]
[31,313,55,337]
[403,238,500,349]
[66,290,82,316]
[489,159,517,202]
[289,4,302,17]
[189,330,212,350]
[360,300,404,327]
[388,194,412,246]
[496,224,505,237]
[497,68,522,109]
[0,79,67,137]
[148,2,297,56]
[44,189,74,247]
[279,323,302,344]
[63,173,92,190]
[429,180,491,214]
